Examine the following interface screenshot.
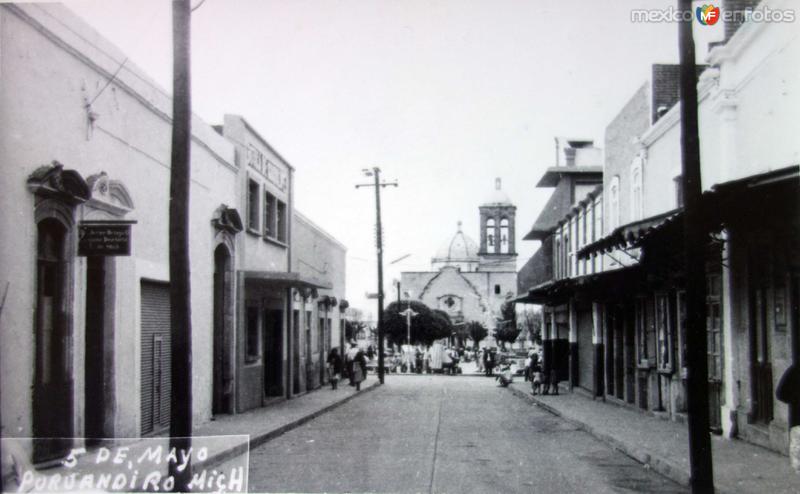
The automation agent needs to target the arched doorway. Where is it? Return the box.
[33,218,74,462]
[213,244,233,415]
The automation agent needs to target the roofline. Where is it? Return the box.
[225,114,296,171]
[535,167,603,187]
[293,210,347,251]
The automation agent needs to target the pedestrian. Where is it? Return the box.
[476,348,484,374]
[549,368,559,395]
[776,363,800,473]
[327,347,342,390]
[351,344,367,391]
[484,348,496,377]
[346,340,360,387]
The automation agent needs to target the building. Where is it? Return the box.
[517,0,799,460]
[0,3,347,469]
[515,140,604,385]
[401,179,517,342]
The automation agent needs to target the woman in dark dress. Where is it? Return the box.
[327,348,343,390]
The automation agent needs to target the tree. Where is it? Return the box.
[519,307,543,345]
[495,324,522,350]
[465,321,488,348]
[383,301,451,346]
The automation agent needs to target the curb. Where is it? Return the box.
[206,380,381,468]
[507,385,693,489]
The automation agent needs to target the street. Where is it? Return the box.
[244,376,686,493]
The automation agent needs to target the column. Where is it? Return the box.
[569,301,578,391]
[592,302,605,398]
[720,229,739,437]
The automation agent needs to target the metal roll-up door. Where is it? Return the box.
[140,281,171,435]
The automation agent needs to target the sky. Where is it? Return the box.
[62,0,724,319]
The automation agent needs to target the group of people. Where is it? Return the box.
[397,341,462,374]
[325,340,368,391]
[524,350,559,395]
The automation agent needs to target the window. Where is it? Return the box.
[305,311,312,358]
[486,218,495,251]
[565,233,572,278]
[494,284,501,295]
[499,218,509,254]
[554,236,561,279]
[245,305,260,362]
[609,176,620,230]
[631,157,643,220]
[655,293,673,373]
[264,192,276,238]
[277,200,287,242]
[247,179,260,232]
[676,291,687,372]
[674,175,684,208]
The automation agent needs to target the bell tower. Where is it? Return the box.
[478,178,517,271]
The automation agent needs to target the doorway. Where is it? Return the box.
[213,245,232,415]
[748,246,773,424]
[85,256,115,444]
[264,309,284,397]
[33,219,74,463]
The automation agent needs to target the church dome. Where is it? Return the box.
[482,177,512,206]
[433,222,479,263]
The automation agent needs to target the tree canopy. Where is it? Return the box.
[383,300,452,345]
[465,321,488,347]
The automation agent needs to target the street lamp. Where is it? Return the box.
[355,167,398,384]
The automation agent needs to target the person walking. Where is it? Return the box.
[351,344,367,391]
[327,347,343,390]
[346,340,360,387]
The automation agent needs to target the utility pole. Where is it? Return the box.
[356,167,397,384]
[169,0,192,491]
[678,1,714,492]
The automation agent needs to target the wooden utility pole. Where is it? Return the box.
[356,168,397,384]
[678,1,714,492]
[169,0,193,491]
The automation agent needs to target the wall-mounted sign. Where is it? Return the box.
[247,144,288,191]
[78,220,136,256]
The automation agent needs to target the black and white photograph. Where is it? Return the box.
[0,0,798,492]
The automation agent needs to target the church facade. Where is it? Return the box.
[401,179,517,343]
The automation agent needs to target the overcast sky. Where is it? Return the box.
[64,0,723,318]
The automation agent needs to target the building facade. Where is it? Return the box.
[0,3,347,469]
[517,0,799,459]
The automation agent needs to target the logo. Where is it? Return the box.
[696,4,721,25]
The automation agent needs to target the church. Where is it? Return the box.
[400,179,518,342]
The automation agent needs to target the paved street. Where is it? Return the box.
[245,376,686,493]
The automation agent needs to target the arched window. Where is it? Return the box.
[486,218,496,252]
[609,176,620,230]
[499,218,509,254]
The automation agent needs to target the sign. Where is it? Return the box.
[365,292,380,299]
[78,220,136,257]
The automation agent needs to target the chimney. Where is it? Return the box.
[495,177,502,190]
[724,0,762,42]
[564,146,577,167]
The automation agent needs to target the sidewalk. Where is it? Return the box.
[2,376,379,491]
[507,381,800,494]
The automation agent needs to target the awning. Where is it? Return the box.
[241,270,332,290]
[577,208,683,260]
[515,266,642,305]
